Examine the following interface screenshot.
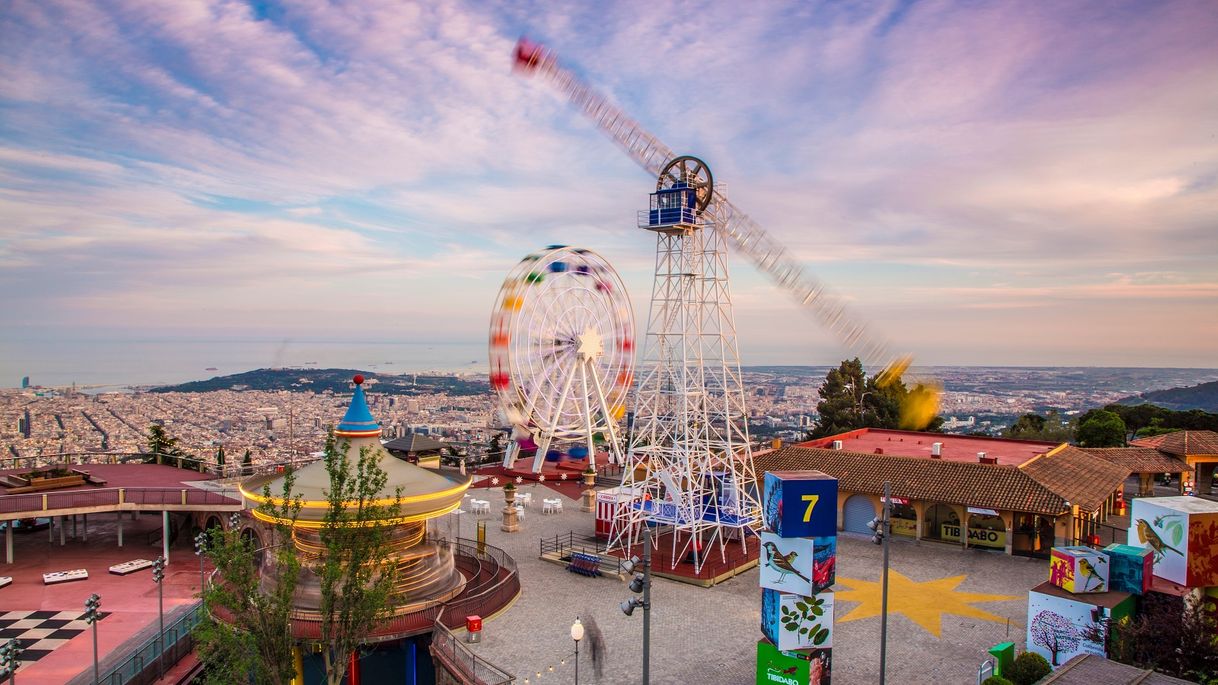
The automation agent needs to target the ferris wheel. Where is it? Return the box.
[489,246,634,473]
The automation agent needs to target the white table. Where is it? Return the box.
[109,559,154,575]
[518,492,533,507]
[43,569,88,585]
[471,499,490,515]
[542,498,563,514]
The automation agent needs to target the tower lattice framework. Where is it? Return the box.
[609,201,761,573]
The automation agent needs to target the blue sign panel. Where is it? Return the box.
[764,471,838,538]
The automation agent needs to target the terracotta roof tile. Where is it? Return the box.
[1131,430,1218,456]
[1081,447,1192,474]
[752,447,1069,516]
[1018,445,1129,513]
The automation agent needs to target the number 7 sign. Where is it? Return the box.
[764,471,838,538]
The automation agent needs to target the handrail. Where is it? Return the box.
[65,601,203,685]
[0,486,242,515]
[3,451,323,478]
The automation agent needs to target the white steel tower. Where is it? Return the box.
[609,158,761,572]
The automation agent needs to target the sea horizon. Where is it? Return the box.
[2,336,1216,392]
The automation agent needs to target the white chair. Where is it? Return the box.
[515,504,526,521]
[472,500,489,515]
[552,498,563,513]
[519,492,533,507]
[541,499,556,514]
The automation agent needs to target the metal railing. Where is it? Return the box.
[65,602,202,685]
[431,617,515,685]
[539,531,625,577]
[0,486,241,515]
[3,451,322,479]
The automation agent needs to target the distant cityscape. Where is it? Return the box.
[5,365,1217,466]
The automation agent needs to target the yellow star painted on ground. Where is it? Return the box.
[835,570,1018,637]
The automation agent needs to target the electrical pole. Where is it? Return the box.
[880,481,891,685]
[152,556,166,678]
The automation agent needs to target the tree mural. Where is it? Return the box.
[1031,610,1080,666]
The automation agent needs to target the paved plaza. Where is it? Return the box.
[463,482,1047,684]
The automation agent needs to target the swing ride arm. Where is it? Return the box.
[513,38,940,428]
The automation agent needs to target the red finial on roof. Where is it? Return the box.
[353,374,364,385]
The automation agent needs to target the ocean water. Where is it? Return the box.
[0,338,489,389]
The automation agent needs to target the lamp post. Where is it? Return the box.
[570,617,584,685]
[0,637,22,685]
[620,525,652,684]
[84,593,102,685]
[152,555,166,678]
[867,481,892,685]
[194,530,207,591]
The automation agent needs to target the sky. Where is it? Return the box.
[1,0,1216,374]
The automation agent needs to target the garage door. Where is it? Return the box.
[842,494,877,535]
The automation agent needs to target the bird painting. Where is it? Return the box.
[1136,519,1182,560]
[763,541,810,585]
[1078,558,1105,592]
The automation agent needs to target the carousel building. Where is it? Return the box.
[234,376,517,684]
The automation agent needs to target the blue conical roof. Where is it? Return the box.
[335,376,380,437]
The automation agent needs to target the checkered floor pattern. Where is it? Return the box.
[0,610,109,671]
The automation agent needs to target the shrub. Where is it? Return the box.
[982,677,1014,685]
[1007,652,1052,685]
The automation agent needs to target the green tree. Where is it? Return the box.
[811,358,934,438]
[196,473,303,685]
[242,449,254,476]
[1076,410,1127,447]
[146,423,184,457]
[1003,411,1073,442]
[487,432,505,464]
[316,435,404,685]
[1086,591,1218,683]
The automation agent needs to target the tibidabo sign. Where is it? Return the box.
[941,524,1005,549]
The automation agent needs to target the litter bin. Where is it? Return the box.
[466,615,482,643]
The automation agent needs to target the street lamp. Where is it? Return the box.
[194,530,208,591]
[867,481,893,685]
[619,525,652,684]
[84,593,103,685]
[0,638,22,685]
[570,617,584,685]
[152,555,166,679]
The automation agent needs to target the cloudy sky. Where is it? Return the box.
[2,0,1216,374]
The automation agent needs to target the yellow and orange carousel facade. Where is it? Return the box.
[230,376,520,685]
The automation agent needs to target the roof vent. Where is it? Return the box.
[831,440,843,450]
[977,451,987,462]
[932,442,943,457]
[874,448,884,455]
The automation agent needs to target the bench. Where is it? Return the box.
[43,569,88,585]
[109,559,154,575]
[567,552,602,577]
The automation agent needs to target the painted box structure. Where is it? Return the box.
[755,640,831,685]
[763,471,838,539]
[761,588,834,651]
[1049,546,1110,593]
[1103,544,1153,595]
[1026,582,1133,669]
[1127,496,1218,587]
[760,531,836,596]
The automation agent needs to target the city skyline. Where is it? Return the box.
[2,1,1217,369]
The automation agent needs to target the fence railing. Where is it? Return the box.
[431,615,515,685]
[3,451,322,479]
[0,486,242,515]
[64,602,203,685]
[539,531,625,577]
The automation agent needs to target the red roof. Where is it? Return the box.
[1131,430,1218,457]
[799,428,1059,466]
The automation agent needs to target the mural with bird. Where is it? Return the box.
[763,541,811,585]
[1078,558,1105,592]
[1137,518,1182,560]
